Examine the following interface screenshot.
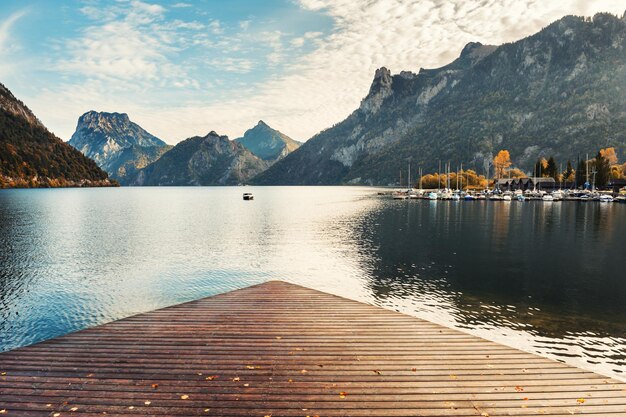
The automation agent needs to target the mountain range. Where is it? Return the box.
[68,111,172,184]
[254,12,626,185]
[0,83,111,188]
[68,115,298,186]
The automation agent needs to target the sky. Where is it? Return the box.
[0,0,624,144]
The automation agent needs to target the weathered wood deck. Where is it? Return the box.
[0,281,625,416]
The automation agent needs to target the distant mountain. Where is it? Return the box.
[254,12,626,185]
[69,111,171,184]
[234,120,301,163]
[0,83,111,188]
[131,131,269,186]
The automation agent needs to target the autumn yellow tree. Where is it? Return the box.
[600,147,618,166]
[493,150,512,179]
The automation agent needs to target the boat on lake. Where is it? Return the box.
[243,193,254,201]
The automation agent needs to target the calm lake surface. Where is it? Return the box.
[0,186,625,380]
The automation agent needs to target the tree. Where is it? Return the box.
[507,168,527,178]
[493,150,512,179]
[600,147,618,166]
[594,151,611,187]
[563,160,574,182]
[546,156,558,180]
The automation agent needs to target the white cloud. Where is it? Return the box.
[290,37,305,47]
[208,19,223,35]
[172,2,192,8]
[211,57,255,73]
[0,8,28,79]
[0,9,27,53]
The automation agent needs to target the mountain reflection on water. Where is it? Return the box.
[0,187,624,381]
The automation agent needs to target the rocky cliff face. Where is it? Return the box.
[234,120,300,163]
[131,131,268,186]
[69,111,170,184]
[0,83,111,188]
[254,12,626,185]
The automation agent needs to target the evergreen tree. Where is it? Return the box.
[594,151,611,187]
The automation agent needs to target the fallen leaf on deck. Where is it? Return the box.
[300,369,308,374]
[232,377,240,382]
[515,386,524,392]
[46,404,52,407]
[523,397,528,401]
[339,391,348,399]
[181,395,189,400]
[205,375,218,381]
[246,366,255,369]
[577,398,585,404]
[449,374,457,379]
[0,410,6,414]
[70,407,78,412]
[244,383,250,387]
[411,368,417,372]
[288,379,293,383]
[128,406,134,410]
[151,384,159,389]
[53,413,60,417]
[276,336,282,339]
[144,401,151,405]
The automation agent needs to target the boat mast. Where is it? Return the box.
[438,160,441,191]
[407,159,411,191]
[586,153,589,189]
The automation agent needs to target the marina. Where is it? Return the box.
[388,188,626,203]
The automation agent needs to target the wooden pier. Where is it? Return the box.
[1,281,625,416]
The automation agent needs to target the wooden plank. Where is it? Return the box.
[0,281,624,416]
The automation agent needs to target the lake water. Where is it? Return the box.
[0,187,624,381]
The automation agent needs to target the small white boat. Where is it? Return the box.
[451,193,461,201]
[516,195,525,202]
[503,195,512,201]
[428,192,438,200]
[542,194,554,201]
[599,195,614,203]
[463,194,475,201]
[243,193,254,201]
[392,191,408,200]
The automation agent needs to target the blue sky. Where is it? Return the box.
[1,0,624,143]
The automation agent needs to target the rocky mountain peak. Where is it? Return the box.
[360,67,394,115]
[459,42,497,66]
[68,110,169,183]
[234,120,301,162]
[204,131,227,140]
